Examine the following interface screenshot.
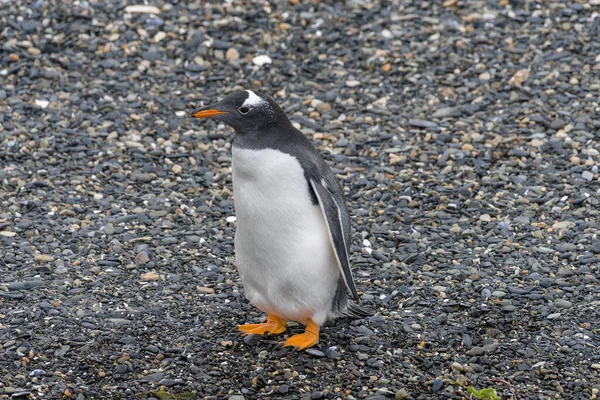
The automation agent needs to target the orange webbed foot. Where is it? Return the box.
[282,319,320,350]
[238,314,287,336]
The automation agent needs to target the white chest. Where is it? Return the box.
[231,146,313,220]
[230,146,340,323]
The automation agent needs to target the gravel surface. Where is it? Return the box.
[1,0,600,399]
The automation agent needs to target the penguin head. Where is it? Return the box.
[190,90,288,133]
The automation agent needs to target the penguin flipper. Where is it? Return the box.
[309,178,360,302]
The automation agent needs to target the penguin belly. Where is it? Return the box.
[231,146,340,325]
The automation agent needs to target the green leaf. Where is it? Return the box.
[467,386,501,400]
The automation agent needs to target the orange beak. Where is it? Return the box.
[189,108,229,118]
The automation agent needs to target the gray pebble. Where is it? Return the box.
[555,299,573,309]
[431,378,443,392]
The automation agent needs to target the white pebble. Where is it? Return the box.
[124,5,161,14]
[381,29,392,39]
[252,55,272,66]
[153,31,167,43]
[226,216,237,223]
[35,99,49,109]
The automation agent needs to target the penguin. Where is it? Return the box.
[190,90,369,350]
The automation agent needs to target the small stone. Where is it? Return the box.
[9,53,19,61]
[158,379,185,387]
[132,172,155,182]
[345,80,361,88]
[550,119,566,130]
[55,265,68,274]
[547,313,561,320]
[582,171,594,181]
[591,364,600,370]
[10,391,31,398]
[153,31,167,42]
[310,391,324,399]
[114,364,127,374]
[451,362,464,372]
[389,154,404,165]
[311,99,332,113]
[530,138,544,147]
[172,164,183,174]
[278,385,290,394]
[35,99,50,109]
[35,254,54,262]
[29,369,46,377]
[556,243,576,252]
[431,378,443,392]
[479,214,492,222]
[555,299,573,309]
[552,221,575,232]
[198,287,215,294]
[28,47,41,55]
[509,69,529,86]
[395,389,409,400]
[141,271,160,281]
[124,5,161,14]
[461,143,473,151]
[409,119,438,129]
[305,348,325,357]
[466,346,485,356]
[479,71,491,81]
[252,54,272,66]
[557,268,573,277]
[243,335,261,346]
[134,250,151,265]
[432,107,459,118]
[482,343,499,353]
[141,372,164,382]
[226,48,240,62]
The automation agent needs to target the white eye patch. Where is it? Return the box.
[242,90,265,108]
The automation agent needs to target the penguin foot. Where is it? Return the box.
[238,314,287,336]
[282,319,320,350]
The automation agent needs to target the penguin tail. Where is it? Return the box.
[342,301,373,319]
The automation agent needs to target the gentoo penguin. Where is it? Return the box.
[190,90,368,350]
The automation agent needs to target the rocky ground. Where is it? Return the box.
[1,0,600,399]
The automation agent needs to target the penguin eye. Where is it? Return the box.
[238,106,250,115]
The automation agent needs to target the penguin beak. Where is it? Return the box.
[189,106,229,119]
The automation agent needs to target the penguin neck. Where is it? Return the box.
[232,119,295,150]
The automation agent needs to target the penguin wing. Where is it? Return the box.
[309,177,360,301]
